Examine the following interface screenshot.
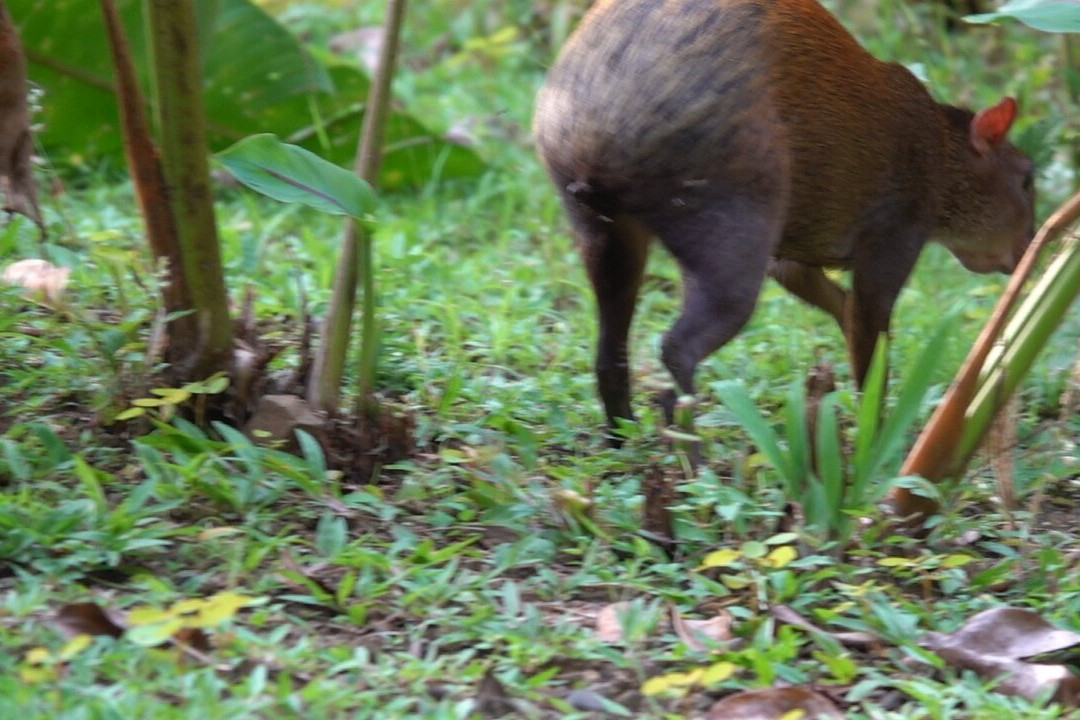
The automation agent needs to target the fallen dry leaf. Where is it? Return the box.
[3,258,70,305]
[671,603,733,652]
[54,602,125,639]
[596,601,632,643]
[707,687,846,719]
[172,626,212,654]
[921,606,1080,706]
[474,667,516,717]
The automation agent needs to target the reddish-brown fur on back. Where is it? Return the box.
[534,0,1035,436]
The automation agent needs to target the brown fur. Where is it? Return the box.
[534,0,1035,436]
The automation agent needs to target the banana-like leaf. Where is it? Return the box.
[9,0,484,189]
[967,0,1080,33]
[218,134,375,219]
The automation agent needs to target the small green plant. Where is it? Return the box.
[713,319,954,541]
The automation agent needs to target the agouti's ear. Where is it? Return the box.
[970,97,1018,155]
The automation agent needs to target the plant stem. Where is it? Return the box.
[307,0,407,417]
[146,0,232,377]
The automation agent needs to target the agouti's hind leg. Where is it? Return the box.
[568,206,651,442]
[655,200,780,422]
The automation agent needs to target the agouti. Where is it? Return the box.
[533,0,1035,437]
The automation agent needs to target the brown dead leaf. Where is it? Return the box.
[54,602,125,639]
[0,5,44,235]
[923,607,1080,660]
[670,603,733,652]
[922,606,1080,705]
[706,687,846,719]
[172,626,212,654]
[596,601,631,643]
[474,667,516,717]
[244,394,328,454]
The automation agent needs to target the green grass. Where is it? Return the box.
[2,0,1080,717]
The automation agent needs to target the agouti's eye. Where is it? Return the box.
[1022,171,1034,191]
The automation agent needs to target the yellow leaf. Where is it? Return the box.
[19,666,54,684]
[641,675,674,696]
[488,26,518,45]
[701,661,736,685]
[195,591,257,627]
[745,452,767,471]
[760,545,798,568]
[877,556,915,568]
[721,574,752,590]
[172,598,206,616]
[679,668,705,686]
[151,387,191,404]
[127,606,174,625]
[941,554,973,569]
[59,634,93,660]
[701,548,741,569]
[779,711,806,720]
[24,647,51,665]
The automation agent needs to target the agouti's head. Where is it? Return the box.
[940,97,1035,274]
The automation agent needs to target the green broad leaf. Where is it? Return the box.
[218,134,375,218]
[853,336,889,482]
[72,455,107,511]
[740,540,767,559]
[813,395,844,512]
[11,0,329,161]
[295,429,328,479]
[127,618,185,646]
[0,438,31,481]
[859,315,957,490]
[11,0,486,189]
[715,381,798,487]
[782,380,810,498]
[315,513,347,558]
[967,0,1080,32]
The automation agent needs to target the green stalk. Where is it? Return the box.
[307,0,407,416]
[895,190,1080,509]
[956,226,1080,469]
[357,223,378,415]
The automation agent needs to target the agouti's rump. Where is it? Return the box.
[534,0,1035,436]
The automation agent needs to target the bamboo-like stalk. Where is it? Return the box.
[890,189,1080,521]
[101,0,197,363]
[307,0,408,417]
[146,0,232,377]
